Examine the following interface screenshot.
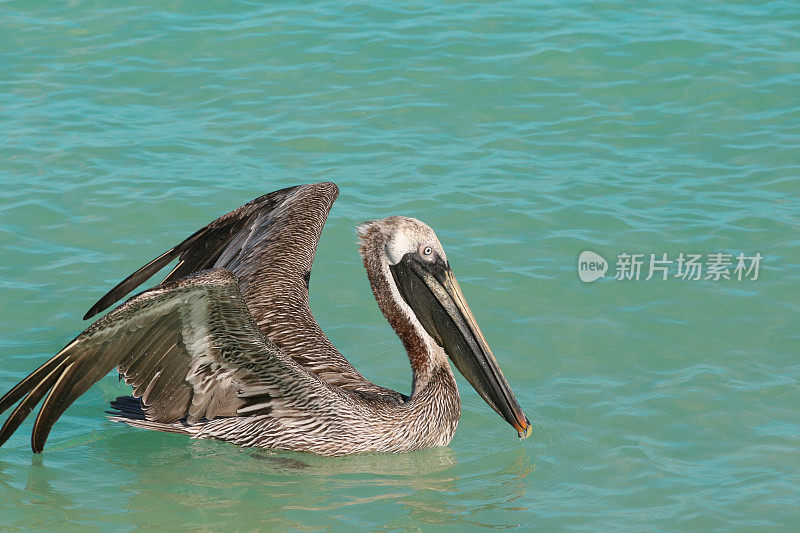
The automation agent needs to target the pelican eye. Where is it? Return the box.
[418,245,436,262]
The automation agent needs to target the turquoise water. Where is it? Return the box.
[1,0,798,529]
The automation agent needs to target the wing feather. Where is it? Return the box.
[0,269,351,452]
[0,359,69,447]
[81,182,396,397]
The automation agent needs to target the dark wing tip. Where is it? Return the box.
[84,298,104,320]
[83,182,338,321]
[84,249,179,320]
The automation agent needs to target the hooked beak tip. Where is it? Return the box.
[516,417,532,439]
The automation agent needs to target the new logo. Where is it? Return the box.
[578,251,607,283]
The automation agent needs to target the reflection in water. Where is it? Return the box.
[397,446,534,529]
[0,451,130,529]
[23,455,73,508]
[29,429,529,530]
[0,456,72,525]
[0,415,535,529]
[82,430,533,529]
[249,450,309,470]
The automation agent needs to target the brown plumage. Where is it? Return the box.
[0,182,530,456]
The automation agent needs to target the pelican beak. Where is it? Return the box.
[389,254,531,439]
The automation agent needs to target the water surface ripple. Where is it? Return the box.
[1,1,798,530]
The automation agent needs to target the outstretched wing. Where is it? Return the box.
[0,269,352,452]
[83,182,381,392]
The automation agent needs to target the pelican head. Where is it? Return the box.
[357,216,532,439]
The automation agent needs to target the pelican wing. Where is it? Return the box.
[83,182,380,392]
[0,269,349,452]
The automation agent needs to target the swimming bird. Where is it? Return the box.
[0,182,530,456]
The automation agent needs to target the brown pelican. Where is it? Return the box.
[0,182,530,456]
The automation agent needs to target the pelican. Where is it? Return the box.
[0,182,530,456]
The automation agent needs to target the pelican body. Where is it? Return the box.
[0,183,530,456]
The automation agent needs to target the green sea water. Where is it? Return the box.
[1,1,798,530]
